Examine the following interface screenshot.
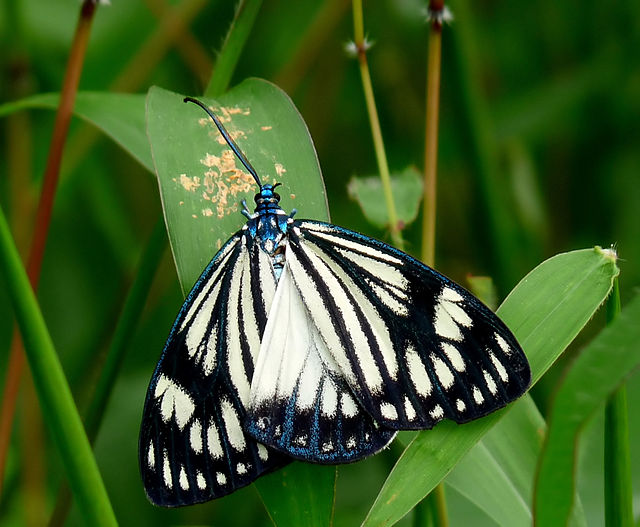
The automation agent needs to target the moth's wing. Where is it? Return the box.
[245,266,396,463]
[285,220,531,430]
[139,234,289,507]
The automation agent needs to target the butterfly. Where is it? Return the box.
[139,97,531,507]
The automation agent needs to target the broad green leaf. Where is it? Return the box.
[362,247,618,527]
[146,80,332,524]
[146,80,329,291]
[535,292,640,525]
[0,91,151,170]
[347,167,423,229]
[256,464,336,527]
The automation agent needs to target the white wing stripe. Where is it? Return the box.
[295,241,384,393]
[226,247,251,403]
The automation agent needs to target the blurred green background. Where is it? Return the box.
[0,0,638,525]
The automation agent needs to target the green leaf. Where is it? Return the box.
[255,464,336,527]
[0,91,151,171]
[347,167,423,229]
[146,79,332,522]
[362,247,618,527]
[0,206,117,526]
[534,290,640,525]
[146,80,329,292]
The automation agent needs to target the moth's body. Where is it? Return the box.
[139,98,531,507]
[241,184,291,277]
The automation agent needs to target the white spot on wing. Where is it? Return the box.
[237,463,247,475]
[162,450,172,489]
[440,287,464,303]
[434,302,463,341]
[207,421,223,459]
[179,466,189,490]
[484,370,498,395]
[380,402,398,420]
[404,397,417,420]
[495,333,512,355]
[321,380,338,417]
[431,354,455,389]
[456,399,466,412]
[430,405,444,420]
[346,436,356,449]
[257,444,269,461]
[406,344,432,396]
[196,471,206,490]
[490,352,509,382]
[341,393,358,417]
[190,420,203,453]
[221,398,246,451]
[147,442,155,469]
[473,386,484,404]
[154,374,195,430]
[441,343,465,372]
[216,472,227,485]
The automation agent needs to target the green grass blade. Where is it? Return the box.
[0,91,151,171]
[0,206,117,526]
[362,247,618,527]
[205,0,264,97]
[534,290,640,526]
[604,279,634,527]
[147,80,329,291]
[256,464,336,527]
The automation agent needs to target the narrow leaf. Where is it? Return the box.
[534,291,640,525]
[0,92,151,170]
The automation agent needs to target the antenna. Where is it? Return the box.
[184,97,262,187]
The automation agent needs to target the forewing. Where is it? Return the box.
[286,220,531,431]
[139,234,289,506]
[245,266,396,463]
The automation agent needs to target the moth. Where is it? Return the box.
[139,97,531,507]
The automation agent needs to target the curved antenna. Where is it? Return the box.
[184,97,262,187]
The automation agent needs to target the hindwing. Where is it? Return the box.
[245,266,396,463]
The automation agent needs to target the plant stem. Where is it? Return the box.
[0,0,98,495]
[205,0,264,97]
[604,277,633,527]
[421,4,444,268]
[422,4,448,524]
[0,204,117,526]
[352,0,403,249]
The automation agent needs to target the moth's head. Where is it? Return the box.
[254,183,281,207]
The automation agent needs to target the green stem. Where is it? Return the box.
[604,277,633,527]
[421,4,444,268]
[0,205,117,526]
[352,0,403,249]
[205,0,264,97]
